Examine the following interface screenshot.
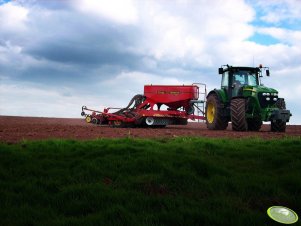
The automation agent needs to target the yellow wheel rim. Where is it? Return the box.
[85,116,92,123]
[207,102,215,123]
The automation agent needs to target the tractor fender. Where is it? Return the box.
[207,89,226,105]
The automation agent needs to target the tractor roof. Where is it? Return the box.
[219,65,261,75]
[223,66,260,71]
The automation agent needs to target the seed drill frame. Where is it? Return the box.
[81,84,207,127]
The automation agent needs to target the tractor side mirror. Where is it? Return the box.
[266,70,270,76]
[218,68,223,74]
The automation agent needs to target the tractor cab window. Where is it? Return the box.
[233,70,258,86]
[221,71,229,88]
[247,74,258,86]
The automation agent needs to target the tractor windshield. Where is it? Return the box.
[233,70,258,86]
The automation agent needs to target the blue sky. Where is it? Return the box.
[0,0,300,124]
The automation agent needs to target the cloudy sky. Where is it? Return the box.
[0,0,300,124]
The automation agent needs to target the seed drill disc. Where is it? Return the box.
[267,206,298,224]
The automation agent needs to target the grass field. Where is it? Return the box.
[0,137,301,226]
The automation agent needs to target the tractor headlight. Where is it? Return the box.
[266,97,270,101]
[273,98,277,101]
[266,93,270,96]
[263,93,266,96]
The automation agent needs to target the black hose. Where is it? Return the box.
[114,94,145,116]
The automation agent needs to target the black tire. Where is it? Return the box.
[231,98,247,131]
[91,118,98,124]
[205,94,228,130]
[145,117,155,126]
[271,120,286,132]
[174,118,188,125]
[271,98,286,132]
[110,120,125,128]
[247,117,262,131]
[99,117,109,125]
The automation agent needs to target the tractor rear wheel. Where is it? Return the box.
[205,94,228,130]
[231,98,247,131]
[247,117,262,131]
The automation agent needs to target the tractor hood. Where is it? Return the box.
[244,85,278,94]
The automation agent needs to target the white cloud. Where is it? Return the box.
[0,2,28,32]
[135,0,255,68]
[0,41,21,64]
[74,0,138,24]
[255,0,301,24]
[255,27,301,45]
[108,71,190,85]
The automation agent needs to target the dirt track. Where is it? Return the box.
[0,116,301,143]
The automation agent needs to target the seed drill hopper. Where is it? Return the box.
[81,84,207,127]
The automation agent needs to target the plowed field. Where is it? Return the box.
[0,116,300,143]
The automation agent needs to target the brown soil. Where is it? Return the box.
[0,116,300,143]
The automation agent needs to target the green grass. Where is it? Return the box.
[0,137,301,226]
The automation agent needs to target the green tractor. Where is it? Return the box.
[205,65,291,132]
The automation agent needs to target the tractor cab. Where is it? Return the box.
[219,65,267,99]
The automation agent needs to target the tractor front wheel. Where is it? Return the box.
[205,94,228,130]
[271,120,286,132]
[231,98,247,131]
[271,98,286,132]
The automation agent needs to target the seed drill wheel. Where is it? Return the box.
[271,98,286,132]
[85,115,92,123]
[112,120,124,128]
[230,98,248,131]
[205,94,228,130]
[145,117,155,126]
[92,118,98,124]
